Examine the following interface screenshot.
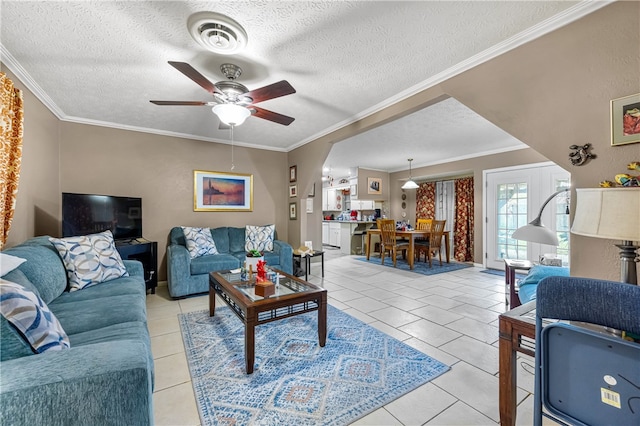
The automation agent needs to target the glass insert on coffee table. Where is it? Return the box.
[209,269,327,374]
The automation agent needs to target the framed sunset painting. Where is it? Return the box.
[193,170,253,211]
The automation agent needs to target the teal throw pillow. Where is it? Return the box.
[518,265,570,303]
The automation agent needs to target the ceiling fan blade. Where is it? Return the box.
[168,61,219,95]
[150,101,207,106]
[251,106,295,126]
[244,80,296,104]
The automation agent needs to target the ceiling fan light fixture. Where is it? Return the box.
[188,12,248,55]
[212,104,251,126]
[401,158,419,189]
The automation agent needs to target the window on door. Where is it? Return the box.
[496,182,528,260]
[485,163,570,270]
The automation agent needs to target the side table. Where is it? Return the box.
[293,251,324,281]
[504,259,533,309]
[498,300,536,426]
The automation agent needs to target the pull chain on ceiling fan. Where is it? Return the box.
[150,61,296,127]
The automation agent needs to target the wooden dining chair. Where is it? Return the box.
[414,218,433,262]
[422,220,446,267]
[377,219,409,267]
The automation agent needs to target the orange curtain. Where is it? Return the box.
[415,182,436,219]
[0,73,24,249]
[454,177,474,261]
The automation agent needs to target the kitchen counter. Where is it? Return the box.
[322,220,376,224]
[322,221,376,254]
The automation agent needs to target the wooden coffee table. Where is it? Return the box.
[209,269,327,374]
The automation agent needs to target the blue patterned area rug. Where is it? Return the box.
[179,305,450,425]
[355,255,472,275]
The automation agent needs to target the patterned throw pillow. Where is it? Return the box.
[245,224,275,252]
[181,227,218,259]
[49,230,129,292]
[0,252,26,276]
[0,279,71,353]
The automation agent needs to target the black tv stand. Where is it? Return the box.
[115,239,157,294]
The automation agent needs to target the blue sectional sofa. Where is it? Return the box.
[0,236,153,425]
[167,226,293,298]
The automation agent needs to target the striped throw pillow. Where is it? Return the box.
[181,227,219,258]
[0,279,70,353]
[49,230,129,291]
[245,224,275,252]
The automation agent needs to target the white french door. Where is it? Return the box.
[484,163,570,270]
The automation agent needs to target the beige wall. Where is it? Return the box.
[57,123,289,280]
[3,67,60,248]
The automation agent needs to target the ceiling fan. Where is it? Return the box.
[150,61,296,126]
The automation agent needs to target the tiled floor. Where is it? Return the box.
[147,247,543,425]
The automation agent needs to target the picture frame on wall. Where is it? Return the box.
[193,170,253,212]
[289,202,297,220]
[611,93,640,146]
[368,177,382,195]
[308,183,315,197]
[289,165,297,182]
[289,184,298,197]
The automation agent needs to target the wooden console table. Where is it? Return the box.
[498,300,536,426]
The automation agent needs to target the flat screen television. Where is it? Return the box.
[62,193,142,240]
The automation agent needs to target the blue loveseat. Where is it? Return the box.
[0,237,154,425]
[167,226,293,298]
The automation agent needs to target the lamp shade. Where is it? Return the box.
[512,224,559,245]
[571,188,640,241]
[212,104,251,126]
[401,180,419,190]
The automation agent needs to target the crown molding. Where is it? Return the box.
[59,115,288,152]
[1,44,65,119]
[288,0,614,151]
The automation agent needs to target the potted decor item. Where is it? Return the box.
[245,249,264,273]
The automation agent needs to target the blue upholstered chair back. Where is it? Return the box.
[533,276,640,426]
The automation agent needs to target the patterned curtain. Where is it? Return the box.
[454,177,474,261]
[415,182,436,219]
[0,73,24,250]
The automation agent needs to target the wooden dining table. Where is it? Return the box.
[365,229,451,270]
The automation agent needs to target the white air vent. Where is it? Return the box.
[187,12,248,55]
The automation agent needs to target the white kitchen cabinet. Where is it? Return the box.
[323,188,341,211]
[329,222,340,247]
[322,222,329,245]
[340,223,357,255]
[351,200,375,210]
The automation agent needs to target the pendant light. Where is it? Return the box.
[401,158,419,189]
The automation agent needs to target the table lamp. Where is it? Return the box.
[571,188,640,284]
[511,188,570,246]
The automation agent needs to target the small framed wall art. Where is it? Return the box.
[289,184,297,197]
[289,165,297,182]
[368,177,382,195]
[289,202,297,220]
[308,183,315,197]
[611,93,640,146]
[193,170,253,212]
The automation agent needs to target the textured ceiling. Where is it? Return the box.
[1,1,602,178]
